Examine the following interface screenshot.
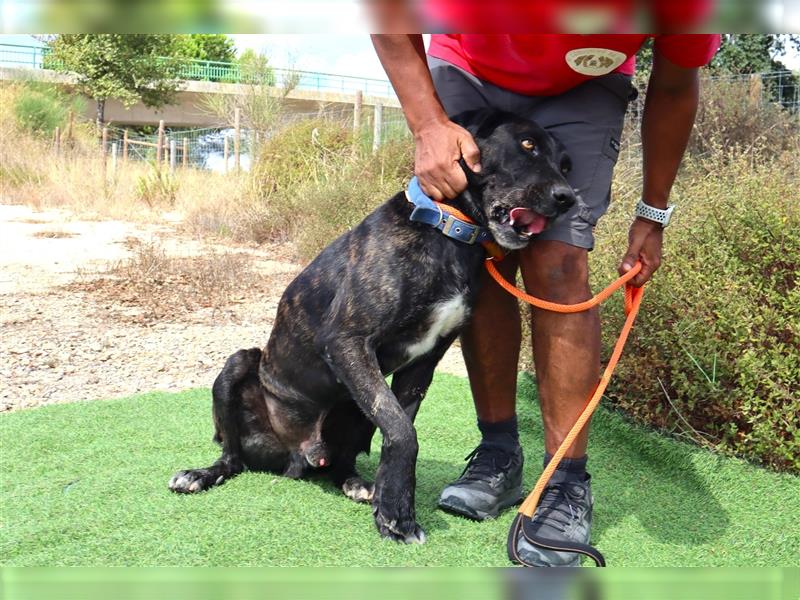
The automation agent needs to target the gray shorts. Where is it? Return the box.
[428,55,636,250]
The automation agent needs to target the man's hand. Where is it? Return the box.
[414,118,481,201]
[619,218,663,287]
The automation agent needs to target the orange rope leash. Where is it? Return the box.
[433,200,646,539]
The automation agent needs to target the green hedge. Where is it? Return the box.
[593,152,799,472]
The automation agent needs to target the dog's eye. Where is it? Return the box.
[521,139,536,152]
[561,165,570,175]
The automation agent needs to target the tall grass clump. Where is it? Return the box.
[690,75,799,158]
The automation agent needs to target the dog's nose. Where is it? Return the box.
[551,183,576,212]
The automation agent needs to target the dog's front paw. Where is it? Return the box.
[168,469,224,493]
[372,486,426,544]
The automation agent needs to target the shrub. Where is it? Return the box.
[136,165,178,207]
[246,118,413,253]
[12,87,67,137]
[590,151,799,473]
[690,75,799,158]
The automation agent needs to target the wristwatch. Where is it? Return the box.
[635,199,675,228]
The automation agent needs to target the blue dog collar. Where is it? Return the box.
[405,177,494,246]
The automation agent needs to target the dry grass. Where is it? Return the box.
[69,240,274,324]
[32,230,76,238]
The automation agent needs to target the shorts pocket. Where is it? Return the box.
[578,127,622,226]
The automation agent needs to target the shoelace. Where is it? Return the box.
[532,482,585,534]
[458,444,513,483]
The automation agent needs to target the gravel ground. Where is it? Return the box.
[0,204,467,412]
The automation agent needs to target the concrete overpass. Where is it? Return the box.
[0,65,401,129]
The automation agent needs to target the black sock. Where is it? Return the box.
[544,452,588,480]
[478,416,519,450]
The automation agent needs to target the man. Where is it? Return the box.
[371,32,720,566]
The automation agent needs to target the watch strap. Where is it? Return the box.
[636,199,674,227]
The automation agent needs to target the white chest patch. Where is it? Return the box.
[565,48,627,76]
[405,295,467,360]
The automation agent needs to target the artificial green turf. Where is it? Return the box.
[1,373,798,567]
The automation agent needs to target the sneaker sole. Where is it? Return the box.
[437,487,523,521]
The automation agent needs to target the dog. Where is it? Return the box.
[168,109,576,544]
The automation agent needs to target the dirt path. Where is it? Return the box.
[0,204,466,412]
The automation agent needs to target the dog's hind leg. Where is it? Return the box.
[321,402,377,503]
[169,348,261,494]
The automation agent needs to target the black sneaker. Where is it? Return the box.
[515,472,594,567]
[438,443,524,520]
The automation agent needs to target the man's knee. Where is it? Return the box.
[520,241,591,303]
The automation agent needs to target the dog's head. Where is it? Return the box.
[453,109,577,250]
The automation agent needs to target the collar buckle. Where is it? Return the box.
[442,214,481,244]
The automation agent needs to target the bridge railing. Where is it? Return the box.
[0,42,397,99]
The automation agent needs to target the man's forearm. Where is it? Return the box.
[641,54,700,209]
[370,35,449,135]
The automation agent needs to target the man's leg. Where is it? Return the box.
[510,240,599,567]
[438,254,527,520]
[520,240,599,458]
[461,254,520,424]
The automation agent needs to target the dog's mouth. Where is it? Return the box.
[508,207,548,236]
[491,205,550,240]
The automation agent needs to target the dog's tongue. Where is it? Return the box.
[509,207,547,235]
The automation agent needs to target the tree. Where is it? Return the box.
[709,34,798,74]
[47,34,186,124]
[237,48,276,85]
[178,34,236,63]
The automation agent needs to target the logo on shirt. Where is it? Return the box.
[565,48,627,76]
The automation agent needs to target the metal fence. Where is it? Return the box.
[98,104,409,173]
[0,42,397,99]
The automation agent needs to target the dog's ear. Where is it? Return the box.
[458,157,484,187]
[451,108,505,141]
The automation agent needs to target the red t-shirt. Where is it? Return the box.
[428,34,721,96]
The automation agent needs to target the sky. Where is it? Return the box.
[230,34,407,79]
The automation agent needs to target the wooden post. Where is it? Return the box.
[182,138,189,168]
[353,90,363,138]
[163,137,170,168]
[234,107,241,172]
[54,126,61,154]
[101,126,108,181]
[123,129,129,161]
[749,73,763,108]
[223,135,229,174]
[66,110,74,145]
[156,119,165,167]
[169,139,177,172]
[111,142,118,177]
[372,102,383,154]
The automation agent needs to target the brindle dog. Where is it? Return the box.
[169,109,576,544]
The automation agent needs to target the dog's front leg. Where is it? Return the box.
[321,337,425,544]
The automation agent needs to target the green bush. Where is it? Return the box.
[13,87,67,137]
[247,119,413,252]
[592,151,799,473]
